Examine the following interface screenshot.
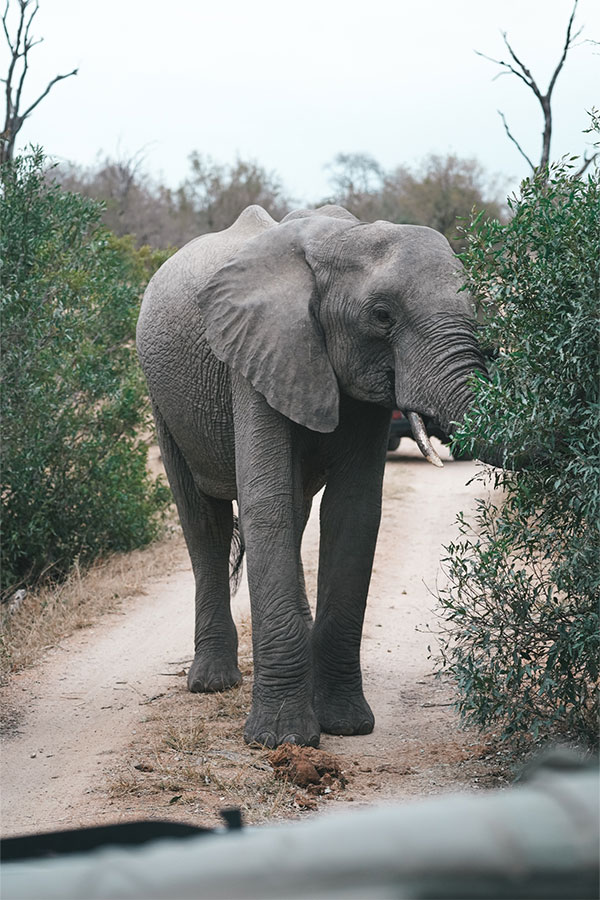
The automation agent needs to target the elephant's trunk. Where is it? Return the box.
[393,315,530,471]
[393,314,488,467]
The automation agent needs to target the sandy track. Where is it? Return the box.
[1,441,504,837]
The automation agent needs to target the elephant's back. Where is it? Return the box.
[139,205,276,323]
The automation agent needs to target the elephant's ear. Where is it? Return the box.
[198,217,352,433]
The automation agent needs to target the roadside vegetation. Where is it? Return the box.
[438,136,600,749]
[0,150,172,599]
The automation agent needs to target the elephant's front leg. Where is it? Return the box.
[312,402,390,735]
[232,375,319,748]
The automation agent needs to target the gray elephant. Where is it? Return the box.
[137,204,488,748]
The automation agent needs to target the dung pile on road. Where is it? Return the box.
[268,744,347,797]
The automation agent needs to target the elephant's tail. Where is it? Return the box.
[229,514,245,596]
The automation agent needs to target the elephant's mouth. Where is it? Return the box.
[386,368,395,394]
[381,368,396,406]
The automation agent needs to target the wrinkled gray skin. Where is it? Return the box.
[137,205,488,748]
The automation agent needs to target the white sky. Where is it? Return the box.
[7,0,600,205]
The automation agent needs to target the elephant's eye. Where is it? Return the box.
[372,306,392,325]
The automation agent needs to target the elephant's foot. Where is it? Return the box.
[243,698,320,748]
[314,686,374,736]
[187,652,242,693]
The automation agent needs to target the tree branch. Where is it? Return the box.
[501,32,543,103]
[13,22,30,113]
[20,67,78,120]
[547,0,580,99]
[1,0,77,162]
[574,152,599,178]
[498,111,535,171]
[474,49,533,91]
[21,0,38,51]
[477,1,587,173]
[2,1,14,52]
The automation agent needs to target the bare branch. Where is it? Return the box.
[2,1,14,52]
[474,49,533,90]
[4,0,25,87]
[477,1,588,173]
[21,0,38,51]
[1,0,77,163]
[13,16,31,113]
[20,67,77,120]
[23,35,42,52]
[498,111,535,171]
[547,0,579,99]
[574,152,599,178]
[501,32,543,102]
[20,1,40,63]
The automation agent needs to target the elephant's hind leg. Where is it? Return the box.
[153,406,242,693]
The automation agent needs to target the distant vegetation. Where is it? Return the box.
[0,150,171,597]
[323,152,506,250]
[53,149,506,252]
[53,151,291,250]
[438,148,600,749]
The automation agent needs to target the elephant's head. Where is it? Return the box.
[198,208,488,466]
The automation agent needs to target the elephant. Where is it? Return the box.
[136,204,490,748]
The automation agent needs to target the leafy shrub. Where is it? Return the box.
[438,156,600,747]
[1,150,172,596]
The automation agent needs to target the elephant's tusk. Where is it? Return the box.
[407,412,444,468]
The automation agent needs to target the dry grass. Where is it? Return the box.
[107,747,298,826]
[0,526,186,680]
[164,715,207,753]
[104,617,341,827]
[106,699,308,825]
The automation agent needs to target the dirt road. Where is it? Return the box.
[1,440,508,837]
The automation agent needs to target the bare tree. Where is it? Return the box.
[1,0,77,163]
[477,0,597,176]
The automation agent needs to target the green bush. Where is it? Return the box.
[1,150,171,596]
[438,156,600,747]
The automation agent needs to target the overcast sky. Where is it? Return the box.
[7,0,599,205]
